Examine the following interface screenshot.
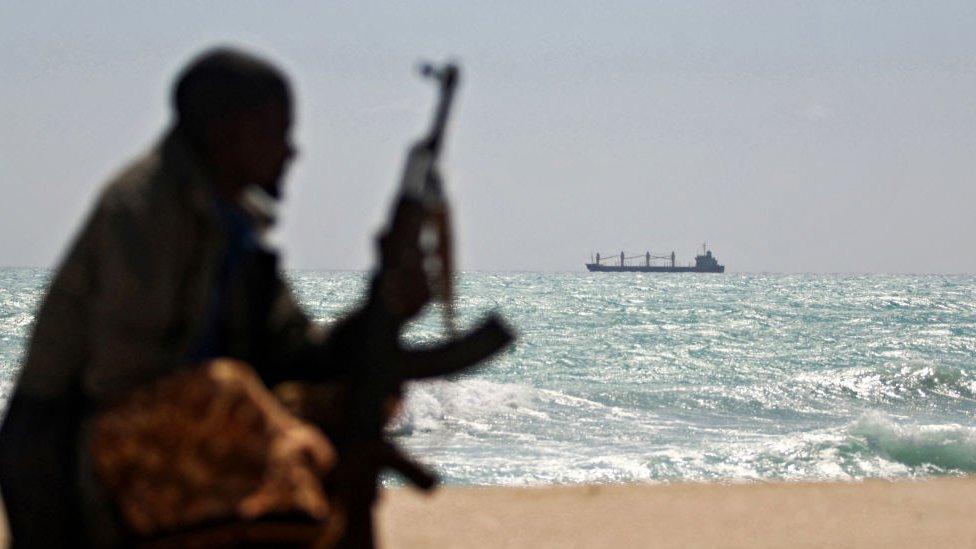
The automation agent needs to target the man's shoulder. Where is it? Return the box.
[98,145,165,210]
[96,135,197,218]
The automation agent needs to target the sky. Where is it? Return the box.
[1,1,975,273]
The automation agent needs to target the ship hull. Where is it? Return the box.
[585,263,724,273]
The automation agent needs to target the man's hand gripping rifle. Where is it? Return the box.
[317,62,515,548]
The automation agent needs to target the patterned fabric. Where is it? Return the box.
[89,360,335,537]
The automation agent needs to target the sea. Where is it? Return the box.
[2,268,975,485]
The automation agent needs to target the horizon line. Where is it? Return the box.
[2,265,975,276]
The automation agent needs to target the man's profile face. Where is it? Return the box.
[226,100,296,198]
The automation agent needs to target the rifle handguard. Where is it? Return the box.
[399,313,515,380]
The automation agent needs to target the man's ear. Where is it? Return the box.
[204,115,244,162]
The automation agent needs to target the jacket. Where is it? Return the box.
[0,128,355,546]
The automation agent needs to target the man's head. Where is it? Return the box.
[173,47,295,198]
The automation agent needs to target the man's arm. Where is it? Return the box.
[250,271,400,387]
[77,186,196,403]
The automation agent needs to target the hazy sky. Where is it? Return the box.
[2,1,975,273]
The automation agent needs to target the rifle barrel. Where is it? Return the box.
[421,63,459,155]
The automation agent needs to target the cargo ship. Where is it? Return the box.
[585,244,725,273]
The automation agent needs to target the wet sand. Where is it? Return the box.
[376,477,976,548]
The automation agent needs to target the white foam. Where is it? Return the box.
[0,379,12,417]
[390,378,536,435]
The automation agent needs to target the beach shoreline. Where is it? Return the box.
[377,477,976,548]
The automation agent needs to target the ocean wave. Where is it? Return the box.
[390,377,635,440]
[849,411,976,472]
[389,378,537,435]
[884,362,976,398]
[792,360,976,408]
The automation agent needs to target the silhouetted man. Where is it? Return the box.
[0,47,431,547]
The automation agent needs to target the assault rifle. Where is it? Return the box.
[314,61,515,548]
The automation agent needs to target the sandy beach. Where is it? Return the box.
[0,477,974,547]
[377,477,976,548]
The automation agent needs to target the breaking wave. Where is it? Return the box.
[390,379,538,435]
[849,412,976,472]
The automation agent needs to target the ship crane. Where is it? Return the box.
[594,250,675,268]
